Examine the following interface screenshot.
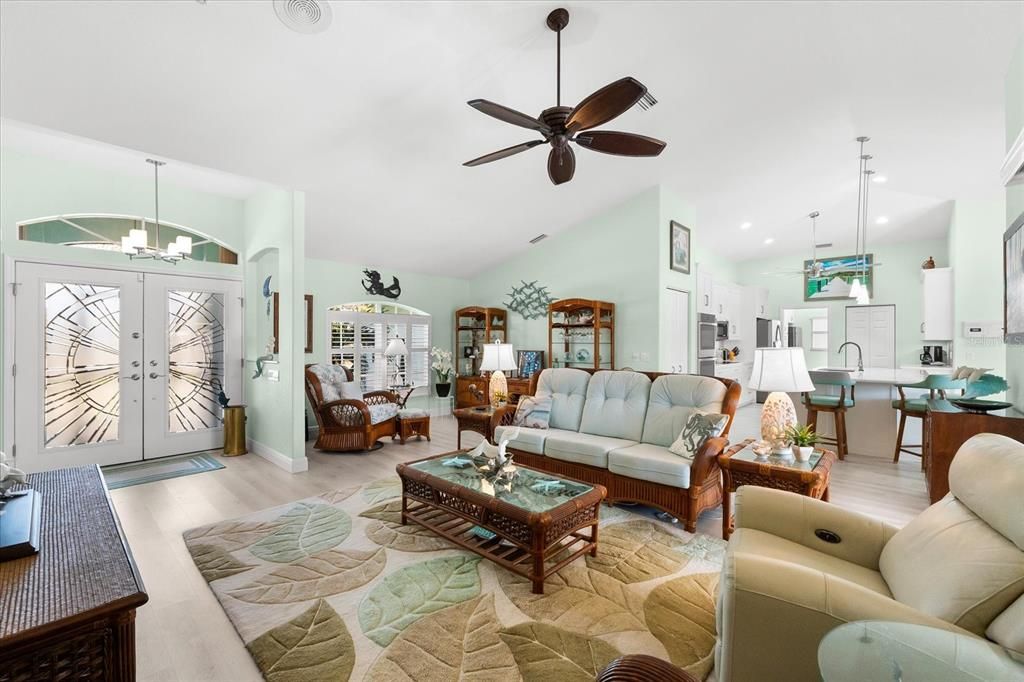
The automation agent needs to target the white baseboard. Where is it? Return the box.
[247,439,309,473]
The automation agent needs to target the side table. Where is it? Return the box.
[453,406,497,448]
[718,438,837,540]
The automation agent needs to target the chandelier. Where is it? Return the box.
[848,136,873,305]
[121,158,193,263]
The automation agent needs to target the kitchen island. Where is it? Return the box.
[789,367,943,459]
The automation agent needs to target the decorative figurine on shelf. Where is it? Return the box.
[948,367,1013,413]
[468,382,486,407]
[921,256,936,270]
[362,269,402,299]
[209,377,230,408]
[253,337,276,379]
[0,451,27,500]
[262,275,273,316]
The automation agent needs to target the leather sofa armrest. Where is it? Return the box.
[691,436,728,487]
[735,486,899,571]
[319,399,371,427]
[716,551,974,682]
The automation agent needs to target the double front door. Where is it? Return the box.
[12,263,242,473]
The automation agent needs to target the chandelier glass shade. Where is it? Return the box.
[121,159,193,263]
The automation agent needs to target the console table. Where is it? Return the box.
[923,400,1024,503]
[0,465,148,681]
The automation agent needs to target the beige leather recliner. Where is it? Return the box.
[715,433,1024,681]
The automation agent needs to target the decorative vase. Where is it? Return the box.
[922,256,936,270]
[435,382,451,398]
[794,446,814,462]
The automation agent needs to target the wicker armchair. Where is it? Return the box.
[304,364,399,452]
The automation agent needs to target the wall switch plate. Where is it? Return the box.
[962,321,1003,338]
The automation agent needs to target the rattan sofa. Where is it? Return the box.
[305,364,400,452]
[492,368,741,532]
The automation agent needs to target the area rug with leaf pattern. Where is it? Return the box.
[183,476,727,681]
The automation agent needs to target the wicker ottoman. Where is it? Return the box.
[394,409,430,444]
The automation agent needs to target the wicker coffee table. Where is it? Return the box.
[396,452,606,594]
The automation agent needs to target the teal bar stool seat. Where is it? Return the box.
[892,374,966,465]
[802,370,856,460]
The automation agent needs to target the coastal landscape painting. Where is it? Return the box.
[804,254,873,301]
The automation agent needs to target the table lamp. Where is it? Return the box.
[748,347,815,454]
[480,341,516,407]
[385,337,408,386]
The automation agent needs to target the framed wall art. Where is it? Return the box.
[670,221,691,274]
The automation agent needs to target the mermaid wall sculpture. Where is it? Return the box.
[362,269,401,299]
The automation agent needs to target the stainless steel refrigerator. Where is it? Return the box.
[755,318,782,402]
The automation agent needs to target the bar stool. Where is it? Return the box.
[802,370,856,460]
[892,374,966,466]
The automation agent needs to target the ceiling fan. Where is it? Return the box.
[762,212,886,277]
[463,8,666,185]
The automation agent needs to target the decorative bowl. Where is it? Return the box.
[949,398,1014,413]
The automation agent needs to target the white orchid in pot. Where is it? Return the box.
[430,347,454,398]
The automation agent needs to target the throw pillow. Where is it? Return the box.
[512,395,553,429]
[669,411,730,460]
[339,382,363,401]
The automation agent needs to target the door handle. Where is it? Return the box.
[149,372,166,379]
[121,374,140,381]
[920,323,924,333]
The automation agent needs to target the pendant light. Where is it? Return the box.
[848,137,871,304]
[121,158,193,263]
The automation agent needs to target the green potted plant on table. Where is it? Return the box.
[785,423,818,462]
[430,347,453,398]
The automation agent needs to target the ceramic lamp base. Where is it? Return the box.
[761,391,797,453]
[489,370,508,408]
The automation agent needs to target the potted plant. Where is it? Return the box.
[430,347,453,398]
[785,423,818,462]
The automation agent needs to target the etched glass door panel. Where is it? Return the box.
[13,263,144,473]
[143,274,242,459]
[44,283,121,447]
[167,290,225,433]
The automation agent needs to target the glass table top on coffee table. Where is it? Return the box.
[409,453,594,513]
[729,444,824,471]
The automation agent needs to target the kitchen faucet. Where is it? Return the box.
[837,342,864,372]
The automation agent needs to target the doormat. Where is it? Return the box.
[103,452,225,490]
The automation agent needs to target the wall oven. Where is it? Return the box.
[698,313,717,376]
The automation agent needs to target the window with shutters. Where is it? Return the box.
[326,302,431,396]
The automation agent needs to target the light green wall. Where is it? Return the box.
[302,257,469,412]
[244,189,306,463]
[947,197,1007,384]
[736,239,949,368]
[0,147,246,449]
[465,187,663,371]
[1005,39,1024,412]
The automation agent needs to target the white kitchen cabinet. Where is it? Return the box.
[697,266,715,315]
[716,362,754,406]
[921,268,953,341]
[712,282,729,318]
[727,286,743,340]
[754,287,770,318]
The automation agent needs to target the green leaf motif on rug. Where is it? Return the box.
[229,547,386,604]
[183,519,285,552]
[362,477,402,504]
[247,599,354,682]
[498,563,646,636]
[188,544,255,582]
[359,500,453,552]
[586,520,690,583]
[318,486,361,504]
[251,503,352,564]
[358,554,482,647]
[364,594,520,681]
[644,571,719,679]
[499,621,620,681]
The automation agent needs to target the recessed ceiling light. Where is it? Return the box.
[876,216,889,225]
[764,237,774,245]
[872,175,887,183]
[740,222,752,230]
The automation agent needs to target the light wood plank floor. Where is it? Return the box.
[110,405,930,682]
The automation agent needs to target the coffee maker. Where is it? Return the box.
[920,345,946,365]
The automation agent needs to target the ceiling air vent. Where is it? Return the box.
[529,234,548,244]
[815,242,833,249]
[274,0,332,34]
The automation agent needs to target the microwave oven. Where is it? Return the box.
[716,320,729,340]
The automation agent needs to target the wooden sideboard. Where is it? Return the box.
[923,400,1024,503]
[1,465,148,682]
[455,375,535,408]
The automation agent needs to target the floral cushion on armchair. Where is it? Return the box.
[368,403,399,424]
[310,364,355,403]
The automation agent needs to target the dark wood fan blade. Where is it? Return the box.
[463,140,545,167]
[574,131,666,157]
[566,77,647,133]
[547,145,576,185]
[468,99,552,135]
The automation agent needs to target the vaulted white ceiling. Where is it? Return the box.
[1,1,1020,274]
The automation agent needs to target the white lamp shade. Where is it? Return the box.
[175,235,193,255]
[480,342,516,372]
[129,228,148,249]
[384,338,408,356]
[120,236,134,254]
[748,348,815,392]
